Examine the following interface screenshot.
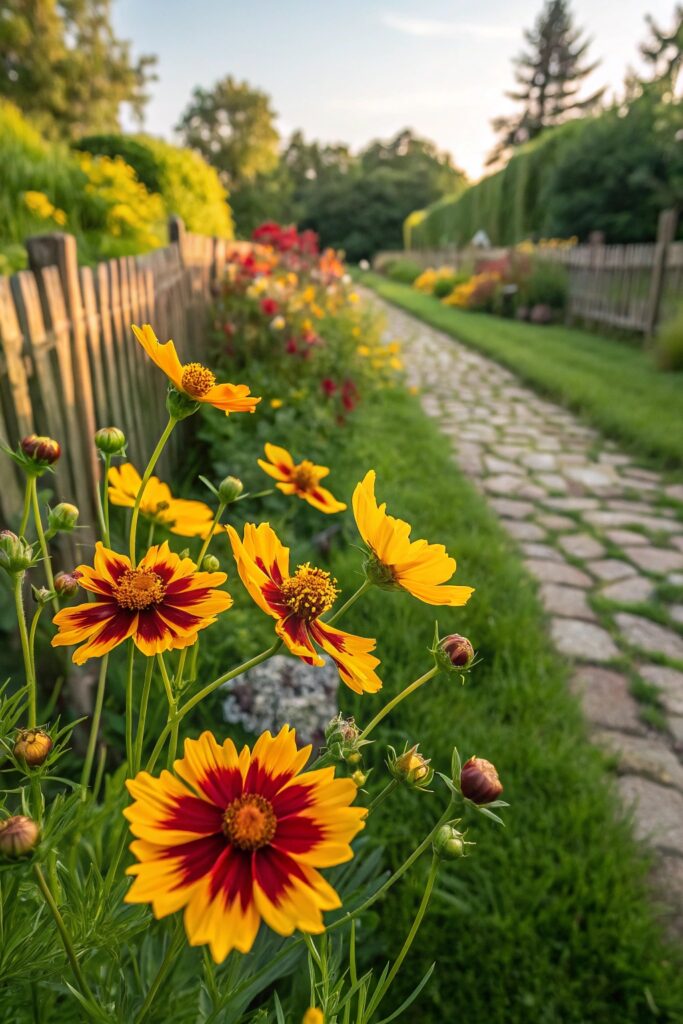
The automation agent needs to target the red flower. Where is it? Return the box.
[286,338,298,355]
[260,298,279,317]
[341,378,358,412]
[321,378,337,396]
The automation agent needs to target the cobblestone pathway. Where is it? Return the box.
[366,292,683,931]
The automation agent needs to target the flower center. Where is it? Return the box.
[113,568,166,610]
[280,563,339,620]
[223,794,276,850]
[180,362,216,398]
[291,461,319,492]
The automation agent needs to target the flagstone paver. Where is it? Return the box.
[364,289,683,930]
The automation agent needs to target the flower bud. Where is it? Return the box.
[351,770,367,787]
[440,634,475,669]
[389,744,433,789]
[14,728,53,767]
[20,434,61,466]
[94,426,126,455]
[0,530,35,574]
[48,502,79,533]
[303,1010,324,1024]
[218,476,244,504]
[54,571,80,597]
[31,584,51,604]
[460,757,503,804]
[201,554,220,573]
[166,386,200,421]
[433,824,467,860]
[0,815,39,857]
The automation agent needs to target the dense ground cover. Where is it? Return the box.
[359,272,683,469]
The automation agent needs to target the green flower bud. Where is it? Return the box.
[351,770,367,787]
[201,554,220,572]
[166,386,200,421]
[0,531,35,575]
[48,502,79,533]
[0,815,39,857]
[218,476,244,504]
[388,743,433,789]
[94,426,126,455]
[433,824,467,860]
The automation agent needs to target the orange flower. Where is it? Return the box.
[258,444,346,514]
[352,471,474,606]
[124,727,365,962]
[132,324,260,415]
[226,523,381,694]
[52,542,231,664]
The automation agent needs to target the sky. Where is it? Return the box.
[115,0,674,180]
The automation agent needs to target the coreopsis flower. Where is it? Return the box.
[132,324,260,415]
[227,523,381,694]
[352,471,474,607]
[124,726,365,962]
[51,541,231,664]
[257,444,346,514]
[108,463,216,539]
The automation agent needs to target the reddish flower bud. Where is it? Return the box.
[0,815,40,856]
[20,434,61,466]
[54,571,80,597]
[440,634,475,669]
[460,757,503,804]
[14,728,53,767]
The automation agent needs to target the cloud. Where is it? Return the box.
[381,12,518,41]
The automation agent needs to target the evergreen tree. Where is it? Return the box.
[640,4,683,93]
[489,0,604,164]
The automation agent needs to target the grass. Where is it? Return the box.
[358,272,683,469]
[309,388,683,1023]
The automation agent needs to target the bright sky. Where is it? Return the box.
[115,0,674,180]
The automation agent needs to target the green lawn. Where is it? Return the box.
[318,389,683,1022]
[359,272,683,469]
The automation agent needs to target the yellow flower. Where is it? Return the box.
[258,444,346,514]
[303,1010,324,1024]
[270,398,283,409]
[108,463,217,538]
[357,345,370,357]
[352,470,474,606]
[132,324,259,415]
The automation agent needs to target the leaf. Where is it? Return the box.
[477,806,506,827]
[374,963,437,1024]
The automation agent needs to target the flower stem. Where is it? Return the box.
[129,417,176,566]
[30,478,58,612]
[125,642,135,768]
[365,779,399,817]
[145,640,282,772]
[133,657,154,773]
[358,665,438,742]
[102,453,111,544]
[14,574,36,727]
[80,654,109,796]
[19,478,31,537]
[33,865,95,1005]
[157,653,178,768]
[196,502,226,566]
[134,920,185,1024]
[28,603,45,687]
[326,579,372,627]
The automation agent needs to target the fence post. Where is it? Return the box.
[168,215,186,264]
[646,208,678,339]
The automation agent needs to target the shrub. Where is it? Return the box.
[75,134,162,192]
[432,272,469,298]
[385,258,423,284]
[654,303,683,371]
[518,258,568,311]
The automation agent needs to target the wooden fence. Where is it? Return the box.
[0,217,241,561]
[375,209,682,338]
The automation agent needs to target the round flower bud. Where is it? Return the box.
[20,434,61,466]
[351,770,367,787]
[218,476,244,504]
[0,815,40,857]
[303,1010,324,1024]
[389,744,432,788]
[433,824,466,860]
[48,502,79,534]
[54,571,80,597]
[0,530,34,574]
[14,728,53,767]
[440,634,475,669]
[94,426,126,455]
[201,554,220,573]
[345,750,363,767]
[460,757,503,805]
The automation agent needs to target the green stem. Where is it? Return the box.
[80,655,109,796]
[358,665,439,743]
[129,417,176,566]
[146,640,282,772]
[28,603,45,688]
[364,856,440,1021]
[125,643,135,769]
[365,779,399,817]
[134,920,184,1024]
[103,454,111,545]
[14,574,36,727]
[326,579,372,627]
[34,865,95,1005]
[196,501,226,566]
[30,478,58,612]
[157,654,178,768]
[19,478,31,537]
[133,658,154,773]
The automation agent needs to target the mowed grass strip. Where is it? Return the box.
[359,272,683,469]
[325,387,683,1023]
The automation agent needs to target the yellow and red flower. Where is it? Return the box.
[226,523,381,694]
[352,471,474,607]
[108,463,217,539]
[124,726,365,962]
[257,444,346,514]
[132,324,260,415]
[51,541,231,664]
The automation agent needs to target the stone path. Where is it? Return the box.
[365,291,683,934]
